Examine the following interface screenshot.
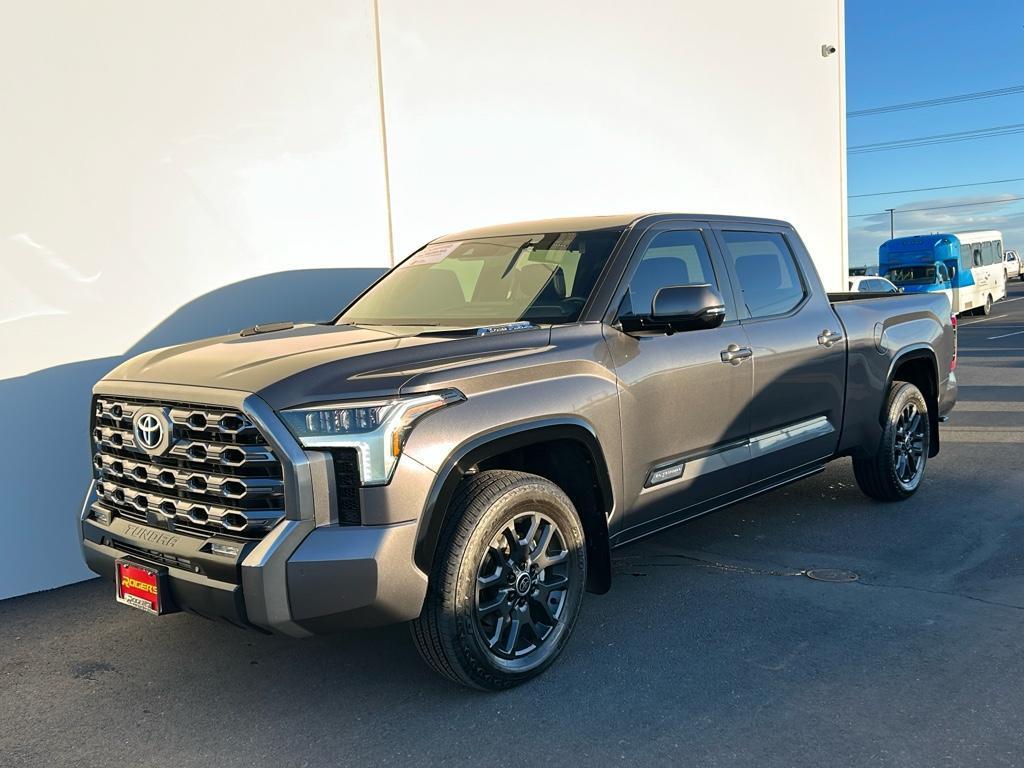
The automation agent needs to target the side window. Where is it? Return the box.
[620,230,720,317]
[981,241,995,266]
[720,231,807,319]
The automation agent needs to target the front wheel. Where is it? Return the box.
[853,381,930,501]
[982,293,993,315]
[410,470,587,690]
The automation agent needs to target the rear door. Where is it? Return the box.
[711,224,846,484]
[604,220,753,534]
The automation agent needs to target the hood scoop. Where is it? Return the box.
[239,321,295,337]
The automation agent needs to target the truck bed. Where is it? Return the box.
[828,289,956,459]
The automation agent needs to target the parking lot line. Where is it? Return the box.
[949,401,1024,411]
[987,329,1024,340]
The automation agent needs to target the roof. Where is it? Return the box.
[950,230,1003,242]
[434,213,793,242]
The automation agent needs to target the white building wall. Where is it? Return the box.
[381,0,849,290]
[0,0,846,599]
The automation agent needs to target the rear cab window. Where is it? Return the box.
[718,231,807,319]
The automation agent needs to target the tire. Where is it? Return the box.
[853,381,930,502]
[410,470,587,690]
[982,293,993,315]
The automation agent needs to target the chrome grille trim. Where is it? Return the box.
[91,395,286,539]
[93,454,282,500]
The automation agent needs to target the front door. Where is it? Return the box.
[605,223,753,535]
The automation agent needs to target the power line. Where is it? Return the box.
[849,122,1024,155]
[848,84,1024,117]
[849,195,1024,219]
[849,176,1024,199]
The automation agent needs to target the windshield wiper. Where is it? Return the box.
[499,239,537,279]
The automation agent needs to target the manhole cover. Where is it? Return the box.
[805,568,859,583]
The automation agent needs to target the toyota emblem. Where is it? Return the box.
[133,411,167,453]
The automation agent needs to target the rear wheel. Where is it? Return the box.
[982,293,993,315]
[410,470,586,690]
[853,381,930,502]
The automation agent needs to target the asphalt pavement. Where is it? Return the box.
[3,282,1024,768]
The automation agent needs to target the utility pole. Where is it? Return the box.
[885,208,895,240]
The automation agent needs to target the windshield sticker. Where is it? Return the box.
[410,241,461,266]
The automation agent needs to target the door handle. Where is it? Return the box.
[817,329,844,348]
[720,344,753,365]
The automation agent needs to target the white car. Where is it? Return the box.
[848,275,901,293]
[1004,250,1022,281]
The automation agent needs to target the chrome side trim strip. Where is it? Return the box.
[749,415,834,459]
[678,442,751,482]
[644,416,834,489]
[619,463,826,548]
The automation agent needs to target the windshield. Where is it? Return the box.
[886,264,948,286]
[339,229,624,326]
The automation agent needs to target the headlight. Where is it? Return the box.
[280,390,464,485]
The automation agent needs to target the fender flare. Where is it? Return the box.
[885,344,941,457]
[413,418,614,590]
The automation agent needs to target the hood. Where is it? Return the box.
[103,323,552,409]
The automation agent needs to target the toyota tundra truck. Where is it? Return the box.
[81,213,958,689]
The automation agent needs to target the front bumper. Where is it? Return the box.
[80,381,433,636]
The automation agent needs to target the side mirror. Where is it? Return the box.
[619,284,726,334]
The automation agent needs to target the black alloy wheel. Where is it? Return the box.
[853,381,930,501]
[411,470,586,690]
[474,510,571,661]
[892,400,926,491]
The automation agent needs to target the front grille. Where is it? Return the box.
[92,396,285,540]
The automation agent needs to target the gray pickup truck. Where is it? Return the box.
[81,214,958,689]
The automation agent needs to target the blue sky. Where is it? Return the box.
[846,0,1024,266]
